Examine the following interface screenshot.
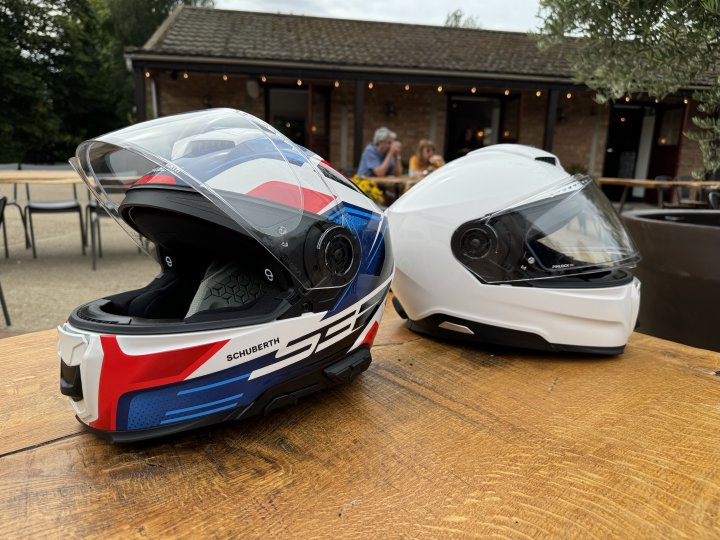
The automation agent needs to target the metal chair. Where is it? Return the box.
[86,183,137,270]
[0,197,12,325]
[0,164,30,257]
[709,191,720,209]
[25,182,85,258]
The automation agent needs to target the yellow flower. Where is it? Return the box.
[350,174,384,204]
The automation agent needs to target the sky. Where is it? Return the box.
[213,0,544,33]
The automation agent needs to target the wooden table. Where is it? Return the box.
[0,169,82,184]
[598,177,720,212]
[3,299,720,537]
[368,175,416,204]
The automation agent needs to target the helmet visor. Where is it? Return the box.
[70,109,358,290]
[452,174,639,283]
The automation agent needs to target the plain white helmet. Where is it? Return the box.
[387,144,641,355]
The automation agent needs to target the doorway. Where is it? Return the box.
[266,86,331,157]
[602,103,685,202]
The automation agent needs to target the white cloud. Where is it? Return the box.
[213,0,542,32]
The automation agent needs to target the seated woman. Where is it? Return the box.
[408,139,445,178]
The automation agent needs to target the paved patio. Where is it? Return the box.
[0,182,158,336]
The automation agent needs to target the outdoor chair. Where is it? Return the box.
[86,183,139,270]
[25,182,85,258]
[0,197,12,326]
[0,164,30,257]
[672,175,707,208]
[709,191,720,209]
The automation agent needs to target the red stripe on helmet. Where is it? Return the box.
[360,321,380,348]
[247,181,335,214]
[135,173,178,185]
[91,336,229,431]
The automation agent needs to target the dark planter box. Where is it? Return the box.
[622,210,720,351]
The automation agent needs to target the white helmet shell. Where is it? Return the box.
[387,144,641,354]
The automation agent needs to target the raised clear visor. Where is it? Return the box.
[452,174,640,284]
[70,109,353,290]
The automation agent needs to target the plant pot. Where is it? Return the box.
[622,210,720,351]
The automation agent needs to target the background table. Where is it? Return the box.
[598,177,720,211]
[0,169,82,184]
[2,299,720,537]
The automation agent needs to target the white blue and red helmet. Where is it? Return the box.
[60,109,393,442]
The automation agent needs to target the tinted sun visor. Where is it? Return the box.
[70,109,359,290]
[451,174,640,283]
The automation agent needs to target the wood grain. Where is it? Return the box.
[2,301,720,537]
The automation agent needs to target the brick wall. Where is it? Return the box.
[325,82,450,172]
[143,73,621,179]
[518,90,546,149]
[552,91,609,177]
[149,72,265,118]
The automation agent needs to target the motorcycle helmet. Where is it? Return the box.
[59,109,393,442]
[387,144,640,355]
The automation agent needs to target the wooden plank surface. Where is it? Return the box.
[3,301,720,537]
[0,170,81,184]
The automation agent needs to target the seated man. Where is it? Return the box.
[357,127,403,177]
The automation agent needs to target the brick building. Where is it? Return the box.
[127,6,704,181]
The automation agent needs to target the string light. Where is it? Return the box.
[683,98,689,105]
[222,74,228,81]
[471,86,477,94]
[144,70,150,78]
[504,89,510,96]
[437,85,443,93]
[311,125,317,132]
[297,79,302,86]
[624,96,631,102]
[565,92,572,99]
[404,84,410,91]
[535,90,542,97]
[261,75,267,83]
[183,71,189,80]
[334,81,340,88]
[368,82,374,89]
[503,130,511,137]
[620,117,626,123]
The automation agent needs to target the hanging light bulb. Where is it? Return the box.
[471,86,477,94]
[437,85,443,93]
[625,95,631,102]
[683,98,689,105]
[183,71,189,80]
[404,84,410,91]
[504,89,510,96]
[565,92,572,99]
[222,74,228,81]
[144,70,151,78]
[334,80,340,88]
[536,90,542,97]
[261,75,267,83]
[297,79,302,86]
[368,82,374,89]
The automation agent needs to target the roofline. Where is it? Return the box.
[126,52,576,85]
[144,4,184,50]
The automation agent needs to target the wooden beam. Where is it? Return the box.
[543,88,559,151]
[133,68,147,122]
[353,80,365,170]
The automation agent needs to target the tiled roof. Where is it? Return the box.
[135,6,574,81]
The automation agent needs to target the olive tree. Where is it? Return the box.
[536,0,720,177]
